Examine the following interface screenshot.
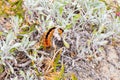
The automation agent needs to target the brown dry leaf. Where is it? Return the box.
[42,58,54,74]
[44,72,60,80]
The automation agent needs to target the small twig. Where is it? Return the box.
[15,60,32,67]
[52,47,63,61]
[37,50,50,56]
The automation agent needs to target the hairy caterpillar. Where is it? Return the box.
[41,27,64,49]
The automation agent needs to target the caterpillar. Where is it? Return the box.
[41,27,64,49]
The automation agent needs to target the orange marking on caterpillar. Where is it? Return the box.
[42,27,64,49]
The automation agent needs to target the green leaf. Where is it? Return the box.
[59,64,64,77]
[28,41,36,47]
[63,39,70,48]
[73,14,81,21]
[7,62,14,74]
[54,52,61,71]
[0,31,3,36]
[71,73,78,80]
[59,6,63,16]
[6,32,15,44]
[19,70,26,79]
[0,64,4,74]
[54,64,65,80]
[9,48,17,53]
[11,43,21,49]
[98,26,106,33]
[65,23,72,30]
[38,45,44,50]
